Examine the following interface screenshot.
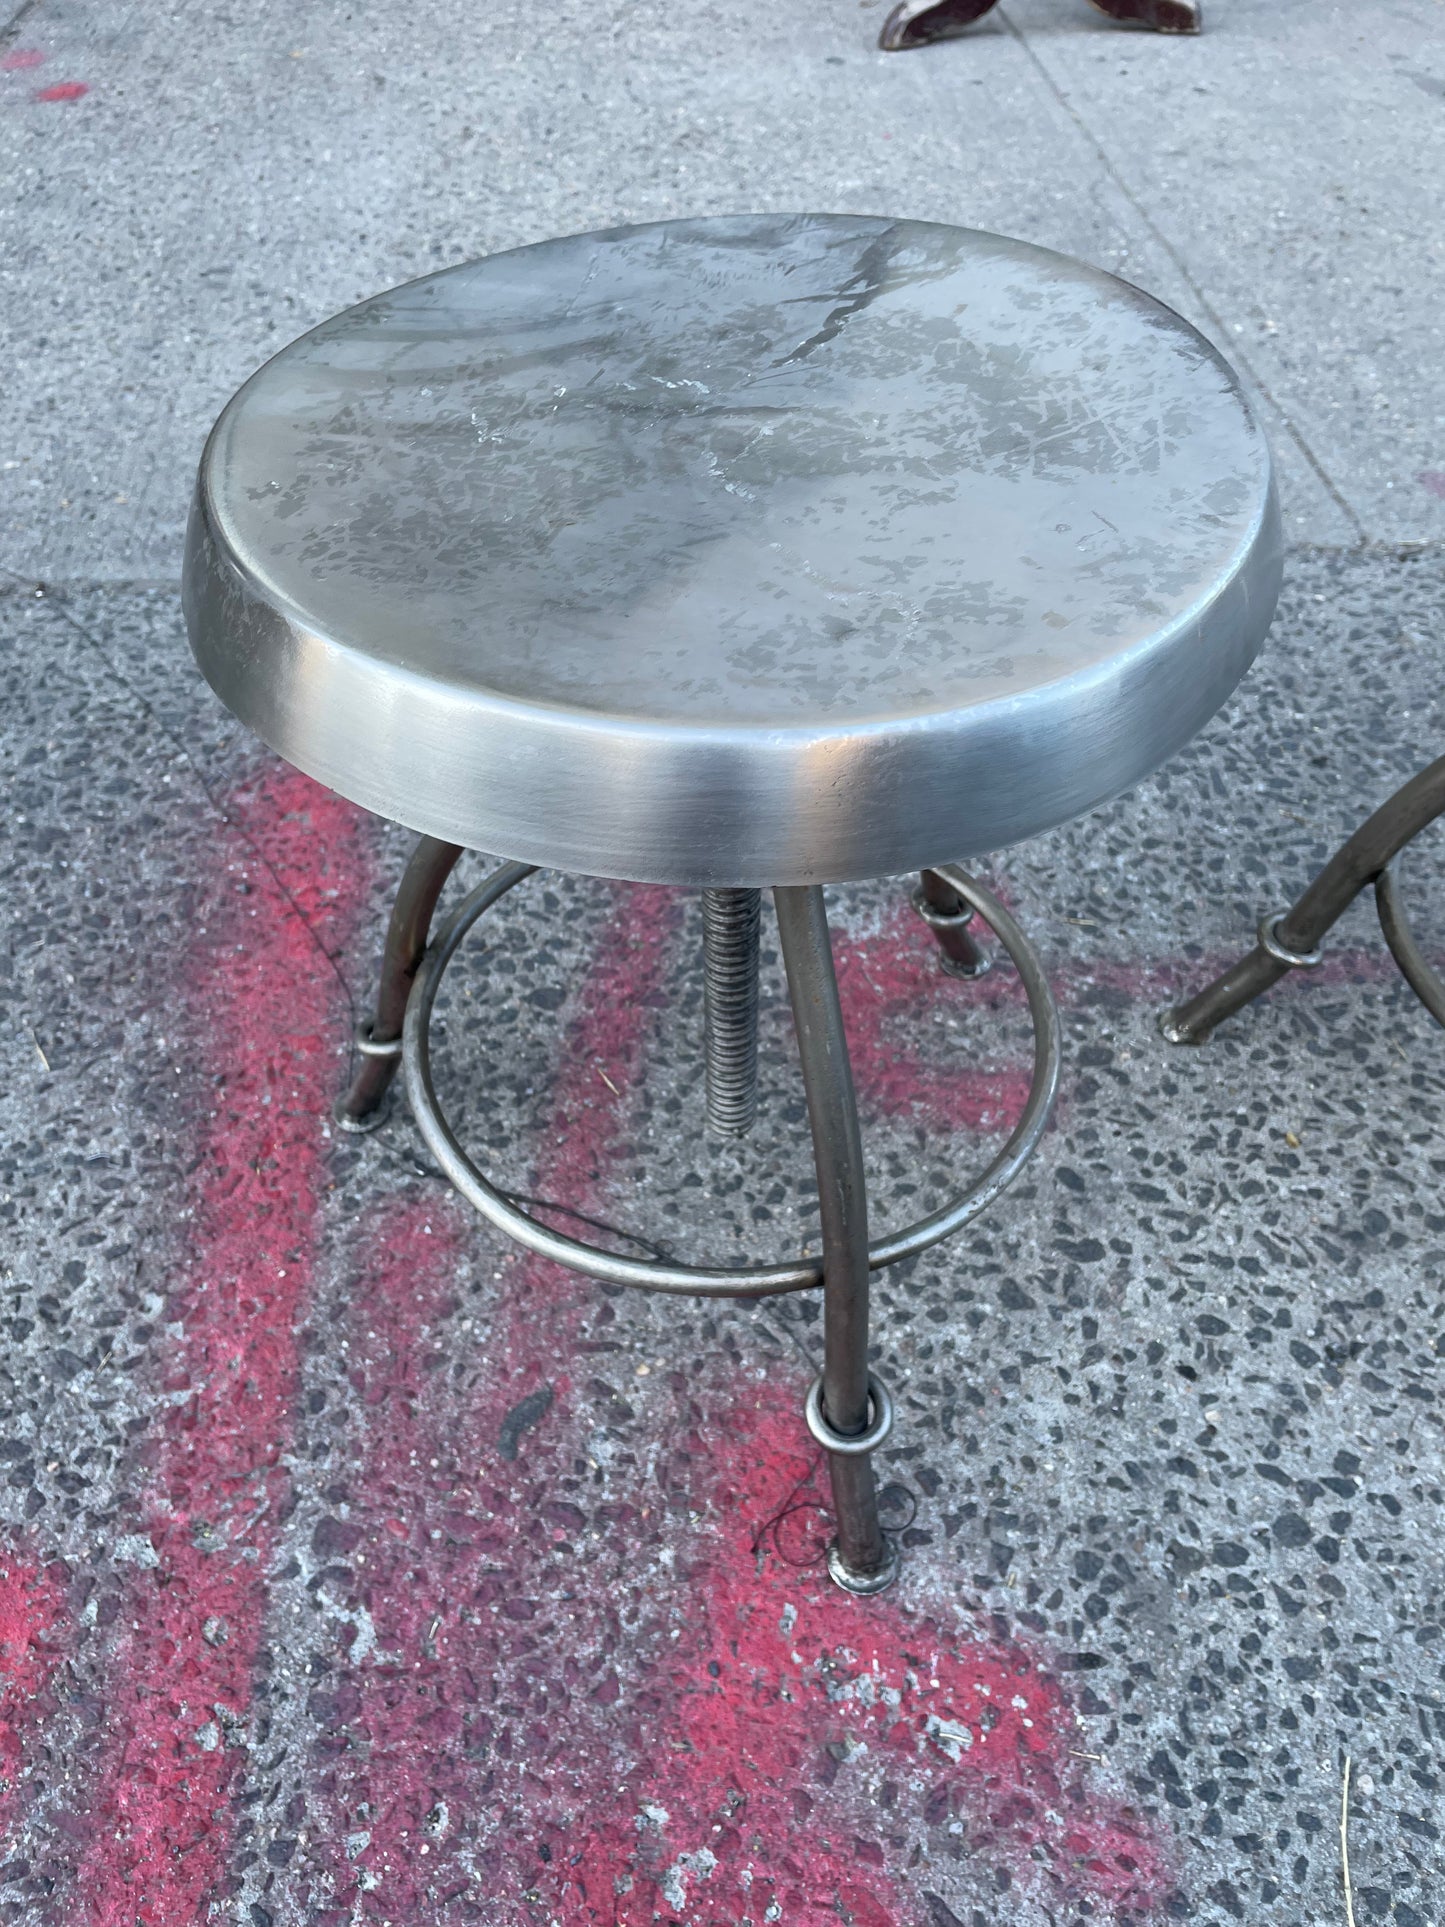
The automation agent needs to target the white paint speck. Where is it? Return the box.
[925,1713,975,1762]
[113,1534,159,1569]
[660,1848,717,1909]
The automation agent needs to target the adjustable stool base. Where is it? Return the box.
[342,848,1061,1593]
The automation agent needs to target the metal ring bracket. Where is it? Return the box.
[804,1372,894,1455]
[911,880,993,979]
[334,1021,405,1133]
[402,861,1061,1299]
[354,1021,404,1060]
[911,889,979,934]
[1258,913,1323,971]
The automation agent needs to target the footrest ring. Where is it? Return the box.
[403,861,1060,1300]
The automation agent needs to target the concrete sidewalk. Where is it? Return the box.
[1,2,1443,1923]
[3,0,1444,580]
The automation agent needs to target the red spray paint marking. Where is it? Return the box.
[69,767,369,1925]
[835,907,1037,1132]
[839,905,1445,1125]
[300,883,1168,1922]
[1419,470,1445,501]
[0,1555,69,1840]
[1,48,45,70]
[33,81,88,101]
[302,883,684,1920]
[561,1400,1169,1926]
[293,1197,485,1925]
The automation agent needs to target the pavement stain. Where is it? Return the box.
[46,765,372,1923]
[834,907,1037,1133]
[273,1219,1172,1923]
[0,1556,68,1841]
[289,881,690,1922]
[586,1398,1171,1927]
[293,1195,499,1924]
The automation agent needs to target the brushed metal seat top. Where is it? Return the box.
[184,214,1280,885]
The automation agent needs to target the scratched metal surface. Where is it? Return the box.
[185,216,1279,884]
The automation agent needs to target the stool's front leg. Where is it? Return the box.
[336,834,465,1131]
[775,886,899,1595]
[914,866,991,978]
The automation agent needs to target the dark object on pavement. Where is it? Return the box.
[879,0,1199,52]
[878,0,997,53]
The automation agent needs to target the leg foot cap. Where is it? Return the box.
[332,1094,393,1134]
[940,952,992,981]
[1158,1009,1206,1048]
[826,1537,901,1594]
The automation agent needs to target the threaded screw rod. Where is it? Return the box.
[702,887,762,1137]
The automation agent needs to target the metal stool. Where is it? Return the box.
[1163,754,1445,1045]
[184,214,1280,1592]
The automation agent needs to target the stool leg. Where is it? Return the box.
[914,867,991,979]
[1163,752,1445,1044]
[775,885,899,1595]
[335,835,464,1131]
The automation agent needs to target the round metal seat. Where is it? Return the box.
[184,215,1280,1595]
[185,214,1280,889]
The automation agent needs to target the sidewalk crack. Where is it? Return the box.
[1,0,41,47]
[997,3,1368,546]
